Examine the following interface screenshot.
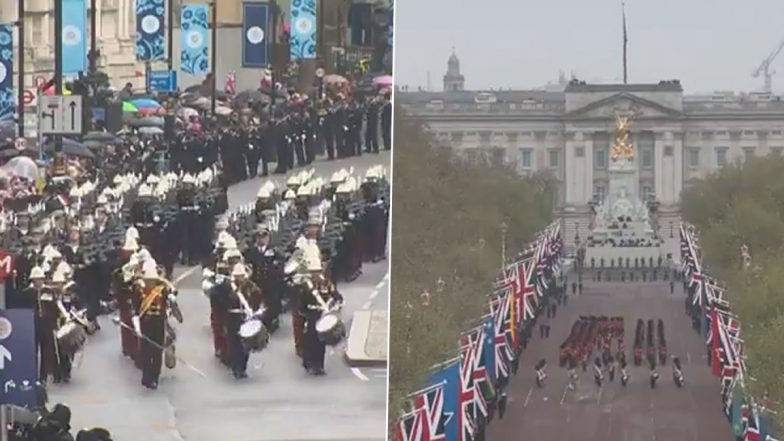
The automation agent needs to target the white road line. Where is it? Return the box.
[560,384,569,406]
[351,367,370,381]
[369,290,379,300]
[523,387,533,408]
[376,280,387,290]
[362,301,372,310]
[686,352,691,365]
[174,265,201,285]
[383,273,390,281]
[596,387,603,405]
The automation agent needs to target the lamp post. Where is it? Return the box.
[501,221,508,269]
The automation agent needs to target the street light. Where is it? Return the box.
[501,221,508,269]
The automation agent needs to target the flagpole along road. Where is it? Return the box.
[47,153,390,441]
[487,274,734,441]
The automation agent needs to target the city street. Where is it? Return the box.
[487,275,733,441]
[47,152,391,441]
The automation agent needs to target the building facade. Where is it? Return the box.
[398,52,784,212]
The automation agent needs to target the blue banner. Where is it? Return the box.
[136,0,166,61]
[180,4,209,75]
[242,2,269,67]
[428,359,459,441]
[290,0,317,59]
[0,24,13,122]
[0,309,38,408]
[482,317,495,385]
[61,0,87,74]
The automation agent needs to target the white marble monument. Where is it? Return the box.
[591,113,654,242]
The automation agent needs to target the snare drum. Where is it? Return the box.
[315,313,346,346]
[238,318,269,352]
[56,322,87,355]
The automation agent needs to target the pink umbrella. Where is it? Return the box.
[372,75,394,87]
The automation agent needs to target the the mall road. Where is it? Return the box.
[48,152,391,441]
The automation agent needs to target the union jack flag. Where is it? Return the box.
[460,326,489,419]
[458,330,480,441]
[225,71,237,95]
[744,405,761,441]
[488,292,512,379]
[411,381,451,441]
[393,410,423,441]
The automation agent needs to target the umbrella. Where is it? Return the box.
[138,127,164,136]
[234,89,264,104]
[128,115,165,127]
[131,98,162,109]
[83,131,119,142]
[2,156,38,181]
[137,106,165,116]
[177,107,199,120]
[122,101,138,113]
[324,74,348,85]
[372,75,393,86]
[43,138,95,159]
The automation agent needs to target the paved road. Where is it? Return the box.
[48,153,391,441]
[487,276,733,441]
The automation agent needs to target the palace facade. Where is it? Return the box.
[397,52,784,213]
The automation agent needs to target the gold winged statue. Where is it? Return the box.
[610,113,635,162]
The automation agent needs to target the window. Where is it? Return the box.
[595,184,606,202]
[743,147,755,161]
[595,148,607,168]
[771,147,783,156]
[520,149,532,168]
[772,130,782,136]
[642,185,653,201]
[688,149,700,168]
[548,150,560,168]
[664,146,673,156]
[491,148,506,167]
[716,147,728,167]
[641,148,653,168]
[575,147,584,158]
[32,16,43,44]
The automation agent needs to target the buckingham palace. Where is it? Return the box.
[397,52,784,216]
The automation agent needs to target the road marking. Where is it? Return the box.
[560,384,569,405]
[362,301,372,310]
[596,386,604,405]
[369,290,380,300]
[376,279,387,290]
[174,265,201,285]
[686,352,691,365]
[351,367,369,381]
[523,387,533,408]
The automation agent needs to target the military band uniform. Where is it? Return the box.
[177,184,200,265]
[299,277,343,374]
[27,285,58,382]
[55,286,81,383]
[133,279,172,389]
[111,266,138,360]
[244,240,283,332]
[207,267,230,366]
[223,279,263,378]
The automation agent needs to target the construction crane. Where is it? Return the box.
[752,37,784,93]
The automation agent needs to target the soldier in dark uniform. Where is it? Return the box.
[320,99,335,160]
[364,96,380,154]
[25,267,58,383]
[299,262,343,375]
[52,271,80,383]
[381,92,392,150]
[177,174,199,265]
[113,236,140,360]
[334,96,348,158]
[244,227,283,332]
[60,226,95,326]
[347,98,363,157]
[222,263,263,379]
[247,122,263,178]
[132,263,176,389]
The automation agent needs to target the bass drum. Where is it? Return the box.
[315,313,346,346]
[56,322,87,355]
[239,318,270,352]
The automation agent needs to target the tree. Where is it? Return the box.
[681,155,784,428]
[388,106,551,431]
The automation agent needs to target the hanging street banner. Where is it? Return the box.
[136,0,166,61]
[242,2,270,67]
[289,0,317,60]
[0,24,13,122]
[0,309,38,409]
[180,3,210,75]
[61,0,87,74]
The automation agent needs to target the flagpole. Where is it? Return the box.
[622,2,628,84]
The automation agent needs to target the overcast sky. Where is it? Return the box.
[393,0,784,94]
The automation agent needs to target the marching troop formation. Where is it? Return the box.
[3,158,389,393]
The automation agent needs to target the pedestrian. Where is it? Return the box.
[572,282,577,294]
[670,281,674,294]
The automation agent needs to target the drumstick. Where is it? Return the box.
[110,316,207,378]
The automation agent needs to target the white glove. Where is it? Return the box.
[201,280,214,292]
[132,316,141,335]
[167,294,177,303]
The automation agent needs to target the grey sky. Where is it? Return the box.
[393,0,784,94]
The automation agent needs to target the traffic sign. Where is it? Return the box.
[148,70,177,92]
[22,90,34,106]
[34,76,46,89]
[38,95,82,135]
[0,309,37,408]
